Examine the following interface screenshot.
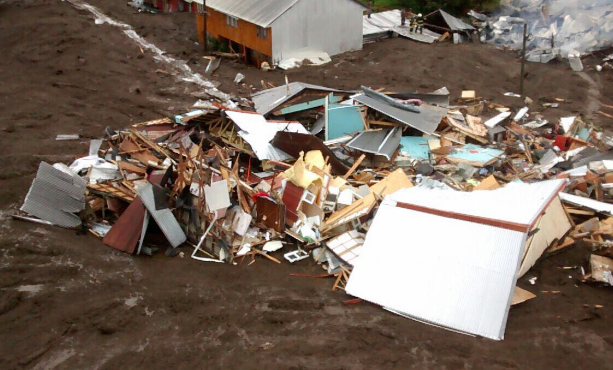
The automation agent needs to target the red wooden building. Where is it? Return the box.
[147,0,202,13]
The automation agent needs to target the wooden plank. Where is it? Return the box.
[395,201,530,232]
[342,154,366,180]
[599,110,613,120]
[321,168,412,232]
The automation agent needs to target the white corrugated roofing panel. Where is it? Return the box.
[20,162,86,228]
[388,179,566,228]
[202,0,301,27]
[363,10,401,36]
[346,202,526,340]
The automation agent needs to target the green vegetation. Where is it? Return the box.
[369,0,500,15]
[208,36,229,53]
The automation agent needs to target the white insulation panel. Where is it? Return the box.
[346,203,526,340]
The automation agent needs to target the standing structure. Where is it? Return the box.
[194,0,366,67]
[146,0,202,12]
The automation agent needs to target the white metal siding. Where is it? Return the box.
[389,179,566,227]
[270,0,364,63]
[346,203,526,340]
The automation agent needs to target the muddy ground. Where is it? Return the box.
[1,1,612,369]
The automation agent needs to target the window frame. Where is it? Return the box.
[256,26,267,40]
[226,14,238,28]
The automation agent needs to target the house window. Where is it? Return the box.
[256,26,267,40]
[226,14,238,28]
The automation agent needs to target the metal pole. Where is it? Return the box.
[519,23,527,98]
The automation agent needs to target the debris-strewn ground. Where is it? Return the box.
[1,1,612,369]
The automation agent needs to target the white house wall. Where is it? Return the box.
[270,0,364,63]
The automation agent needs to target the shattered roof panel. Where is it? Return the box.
[226,110,309,161]
[251,82,344,116]
[202,0,301,28]
[353,94,447,135]
[438,9,475,31]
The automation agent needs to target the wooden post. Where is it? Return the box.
[519,23,527,98]
[202,0,208,53]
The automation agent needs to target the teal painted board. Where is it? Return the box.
[175,110,205,124]
[326,104,365,140]
[279,94,341,115]
[399,136,431,160]
[447,144,504,166]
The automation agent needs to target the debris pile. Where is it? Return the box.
[471,0,613,62]
[15,80,613,340]
[364,9,474,44]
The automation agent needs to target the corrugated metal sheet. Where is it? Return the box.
[346,201,526,340]
[353,94,447,135]
[392,26,441,44]
[345,127,401,160]
[137,182,186,248]
[20,162,86,228]
[252,82,344,116]
[363,10,401,37]
[363,10,442,43]
[198,0,300,28]
[438,9,474,32]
